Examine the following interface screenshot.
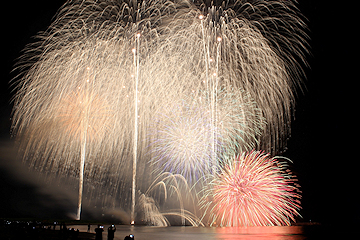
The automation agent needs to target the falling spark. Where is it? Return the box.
[150,90,264,184]
[11,0,308,220]
[200,150,301,226]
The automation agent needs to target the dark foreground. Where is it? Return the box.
[1,220,95,240]
[1,220,356,240]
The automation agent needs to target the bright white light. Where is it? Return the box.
[12,0,308,223]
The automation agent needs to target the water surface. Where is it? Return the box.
[69,225,320,240]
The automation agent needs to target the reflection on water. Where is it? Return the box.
[215,226,305,240]
[69,225,313,240]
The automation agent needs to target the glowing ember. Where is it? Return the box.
[201,150,301,226]
[11,0,308,221]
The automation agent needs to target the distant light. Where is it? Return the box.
[131,221,135,225]
[132,48,136,53]
[199,15,204,20]
[217,37,222,42]
[136,33,141,38]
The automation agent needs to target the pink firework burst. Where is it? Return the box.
[204,150,301,226]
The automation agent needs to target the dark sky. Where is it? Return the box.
[0,0,74,220]
[0,0,357,224]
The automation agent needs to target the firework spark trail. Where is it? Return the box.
[155,0,309,153]
[11,0,308,220]
[11,0,187,219]
[139,194,170,226]
[150,90,264,184]
[200,150,301,226]
[139,172,204,226]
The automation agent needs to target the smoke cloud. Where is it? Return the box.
[0,139,80,219]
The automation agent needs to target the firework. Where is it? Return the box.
[11,0,308,220]
[11,0,179,219]
[200,150,301,226]
[139,194,169,226]
[150,0,309,153]
[150,90,264,184]
[139,172,204,226]
[150,103,217,184]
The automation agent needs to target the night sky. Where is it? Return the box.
[0,0,357,225]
